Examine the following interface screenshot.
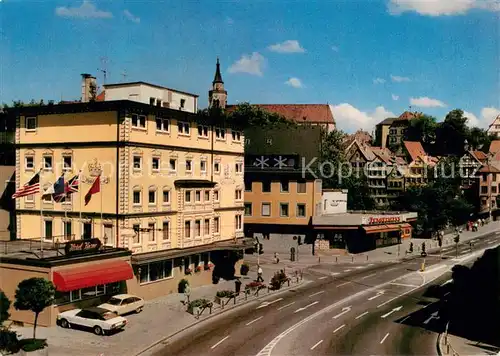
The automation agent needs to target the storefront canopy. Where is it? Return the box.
[362,223,412,234]
[53,260,134,292]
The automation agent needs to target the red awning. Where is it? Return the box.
[53,260,134,292]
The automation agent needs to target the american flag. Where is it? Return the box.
[12,171,41,199]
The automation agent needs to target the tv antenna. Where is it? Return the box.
[121,70,128,82]
[98,57,108,84]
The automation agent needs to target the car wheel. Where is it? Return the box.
[60,319,70,328]
[136,307,143,313]
[93,325,104,335]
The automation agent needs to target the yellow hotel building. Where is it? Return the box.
[13,97,249,299]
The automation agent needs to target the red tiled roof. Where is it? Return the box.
[478,165,500,173]
[471,150,487,162]
[96,91,105,101]
[403,141,427,162]
[228,104,335,125]
[397,111,422,121]
[489,140,500,154]
[371,147,393,164]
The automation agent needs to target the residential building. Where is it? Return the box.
[487,115,500,138]
[375,117,396,149]
[459,149,486,189]
[477,164,500,217]
[386,111,422,154]
[402,141,438,187]
[0,109,16,240]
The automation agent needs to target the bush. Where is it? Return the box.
[240,264,250,276]
[178,279,189,293]
[19,338,47,352]
[216,290,234,298]
[0,329,20,354]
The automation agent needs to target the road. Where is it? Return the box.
[150,232,500,356]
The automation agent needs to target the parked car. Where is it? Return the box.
[98,294,145,315]
[57,307,127,335]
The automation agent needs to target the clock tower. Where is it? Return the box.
[208,58,227,109]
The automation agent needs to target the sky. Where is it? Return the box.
[0,0,499,133]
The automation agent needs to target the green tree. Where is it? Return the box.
[435,109,470,156]
[226,102,296,128]
[14,278,55,339]
[0,290,11,324]
[404,114,437,149]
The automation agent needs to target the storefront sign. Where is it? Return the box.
[64,238,102,256]
[366,216,402,225]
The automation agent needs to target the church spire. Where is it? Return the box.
[213,57,224,84]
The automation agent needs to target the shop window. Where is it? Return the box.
[193,254,201,267]
[262,181,271,193]
[204,219,210,235]
[70,289,81,302]
[140,260,174,284]
[202,252,211,267]
[162,221,170,240]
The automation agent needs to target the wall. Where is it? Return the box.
[479,172,499,212]
[320,190,347,214]
[0,166,15,240]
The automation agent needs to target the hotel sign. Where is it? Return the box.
[363,216,403,225]
[64,238,102,256]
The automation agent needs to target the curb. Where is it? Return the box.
[437,332,444,356]
[134,278,308,356]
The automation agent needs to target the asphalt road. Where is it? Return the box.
[151,232,500,356]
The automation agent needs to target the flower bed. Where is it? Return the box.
[245,281,264,290]
[214,290,235,305]
[187,298,213,316]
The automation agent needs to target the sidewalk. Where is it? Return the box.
[439,331,500,356]
[11,265,304,356]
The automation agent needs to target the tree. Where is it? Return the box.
[434,109,470,156]
[14,278,55,339]
[226,102,297,128]
[0,290,11,324]
[404,115,437,150]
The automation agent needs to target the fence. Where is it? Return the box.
[0,235,75,255]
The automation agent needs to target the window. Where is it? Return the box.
[152,157,160,171]
[162,189,170,204]
[492,186,498,194]
[150,97,156,105]
[103,224,112,242]
[297,204,306,217]
[214,190,219,202]
[262,203,271,217]
[169,158,177,171]
[180,99,186,108]
[481,186,488,194]
[280,181,289,192]
[198,125,209,137]
[162,221,170,240]
[200,160,207,173]
[280,203,289,217]
[185,159,192,172]
[215,128,226,139]
[156,99,162,107]
[214,217,220,234]
[26,117,37,131]
[63,156,72,171]
[244,203,252,216]
[139,260,173,284]
[204,190,210,201]
[297,181,307,193]
[232,130,241,141]
[178,121,190,135]
[494,174,497,182]
[148,223,155,242]
[131,114,146,128]
[235,162,243,173]
[235,215,242,230]
[43,156,52,170]
[185,190,191,203]
[195,220,201,237]
[133,156,142,170]
[133,189,141,205]
[155,117,169,132]
[235,189,242,200]
[195,190,201,202]
[63,221,72,240]
[55,282,120,304]
[204,219,210,235]
[262,181,271,193]
[214,161,220,173]
[133,224,140,244]
[148,189,156,205]
[25,156,34,170]
[185,221,191,238]
[44,220,53,240]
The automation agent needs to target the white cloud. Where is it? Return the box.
[330,104,395,133]
[228,52,266,76]
[392,94,399,101]
[464,107,500,128]
[55,1,112,19]
[268,40,305,53]
[331,45,339,52]
[124,9,140,23]
[410,96,447,108]
[373,78,386,84]
[391,75,411,82]
[226,17,234,25]
[285,77,303,88]
[388,0,500,16]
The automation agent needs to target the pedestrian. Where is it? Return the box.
[274,252,280,264]
[235,278,242,294]
[183,283,191,305]
[257,265,264,282]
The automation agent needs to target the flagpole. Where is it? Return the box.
[39,169,44,257]
[79,170,82,238]
[100,175,104,245]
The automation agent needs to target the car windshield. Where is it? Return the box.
[106,297,122,306]
[100,311,119,320]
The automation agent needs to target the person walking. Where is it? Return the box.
[257,265,264,282]
[274,252,280,264]
[183,283,191,305]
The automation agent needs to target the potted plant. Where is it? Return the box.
[240,263,250,276]
[195,265,203,273]
[187,299,212,316]
[178,279,189,293]
[245,281,264,291]
[185,267,192,275]
[214,290,234,304]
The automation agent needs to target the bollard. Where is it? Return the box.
[318,257,321,263]
[336,256,338,263]
[352,256,354,263]
[366,255,368,261]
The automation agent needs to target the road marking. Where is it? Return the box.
[380,333,390,344]
[386,267,397,272]
[333,306,351,319]
[246,316,263,326]
[368,263,375,266]
[360,273,377,280]
[381,306,403,318]
[423,311,440,324]
[333,324,345,333]
[390,282,418,288]
[277,302,295,311]
[310,340,323,350]
[256,298,283,309]
[440,279,453,286]
[294,301,319,313]
[344,269,352,272]
[331,272,340,276]
[487,241,494,244]
[318,276,328,280]
[368,291,385,300]
[400,315,411,323]
[355,266,366,269]
[309,291,325,297]
[420,265,446,274]
[355,311,369,320]
[444,292,450,296]
[211,336,229,349]
[338,281,351,287]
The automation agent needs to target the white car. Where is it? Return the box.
[57,307,127,335]
[98,294,145,315]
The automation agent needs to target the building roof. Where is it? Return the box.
[376,117,396,126]
[346,139,376,161]
[478,164,500,173]
[371,147,394,164]
[96,91,105,101]
[103,81,199,97]
[471,150,488,162]
[235,104,335,125]
[487,114,500,130]
[403,141,427,162]
[397,111,422,121]
[213,58,223,84]
[348,130,372,145]
[489,140,500,154]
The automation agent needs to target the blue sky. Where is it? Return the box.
[1,0,499,133]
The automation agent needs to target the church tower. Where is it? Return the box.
[209,58,227,109]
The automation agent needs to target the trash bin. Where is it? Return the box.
[290,247,296,262]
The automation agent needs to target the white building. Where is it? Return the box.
[487,115,500,138]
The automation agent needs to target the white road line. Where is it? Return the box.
[368,263,375,266]
[277,302,295,311]
[310,340,323,350]
[444,292,450,296]
[246,316,263,326]
[487,241,494,244]
[338,281,351,287]
[380,333,390,344]
[360,273,377,280]
[331,272,340,276]
[368,291,385,300]
[390,282,418,288]
[440,279,453,286]
[420,265,446,274]
[318,276,328,280]
[344,269,352,272]
[355,311,369,320]
[256,298,283,309]
[333,324,345,333]
[400,315,411,323]
[386,267,397,272]
[211,336,229,349]
[355,266,366,269]
[309,291,325,297]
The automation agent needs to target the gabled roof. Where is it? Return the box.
[397,111,422,121]
[376,117,396,126]
[471,150,487,162]
[487,114,500,130]
[346,139,376,161]
[403,141,427,162]
[371,147,393,164]
[230,104,335,125]
[478,164,500,173]
[489,140,500,154]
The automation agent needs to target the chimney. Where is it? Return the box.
[81,73,97,103]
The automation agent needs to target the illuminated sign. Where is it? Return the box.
[367,216,401,225]
[64,238,102,256]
